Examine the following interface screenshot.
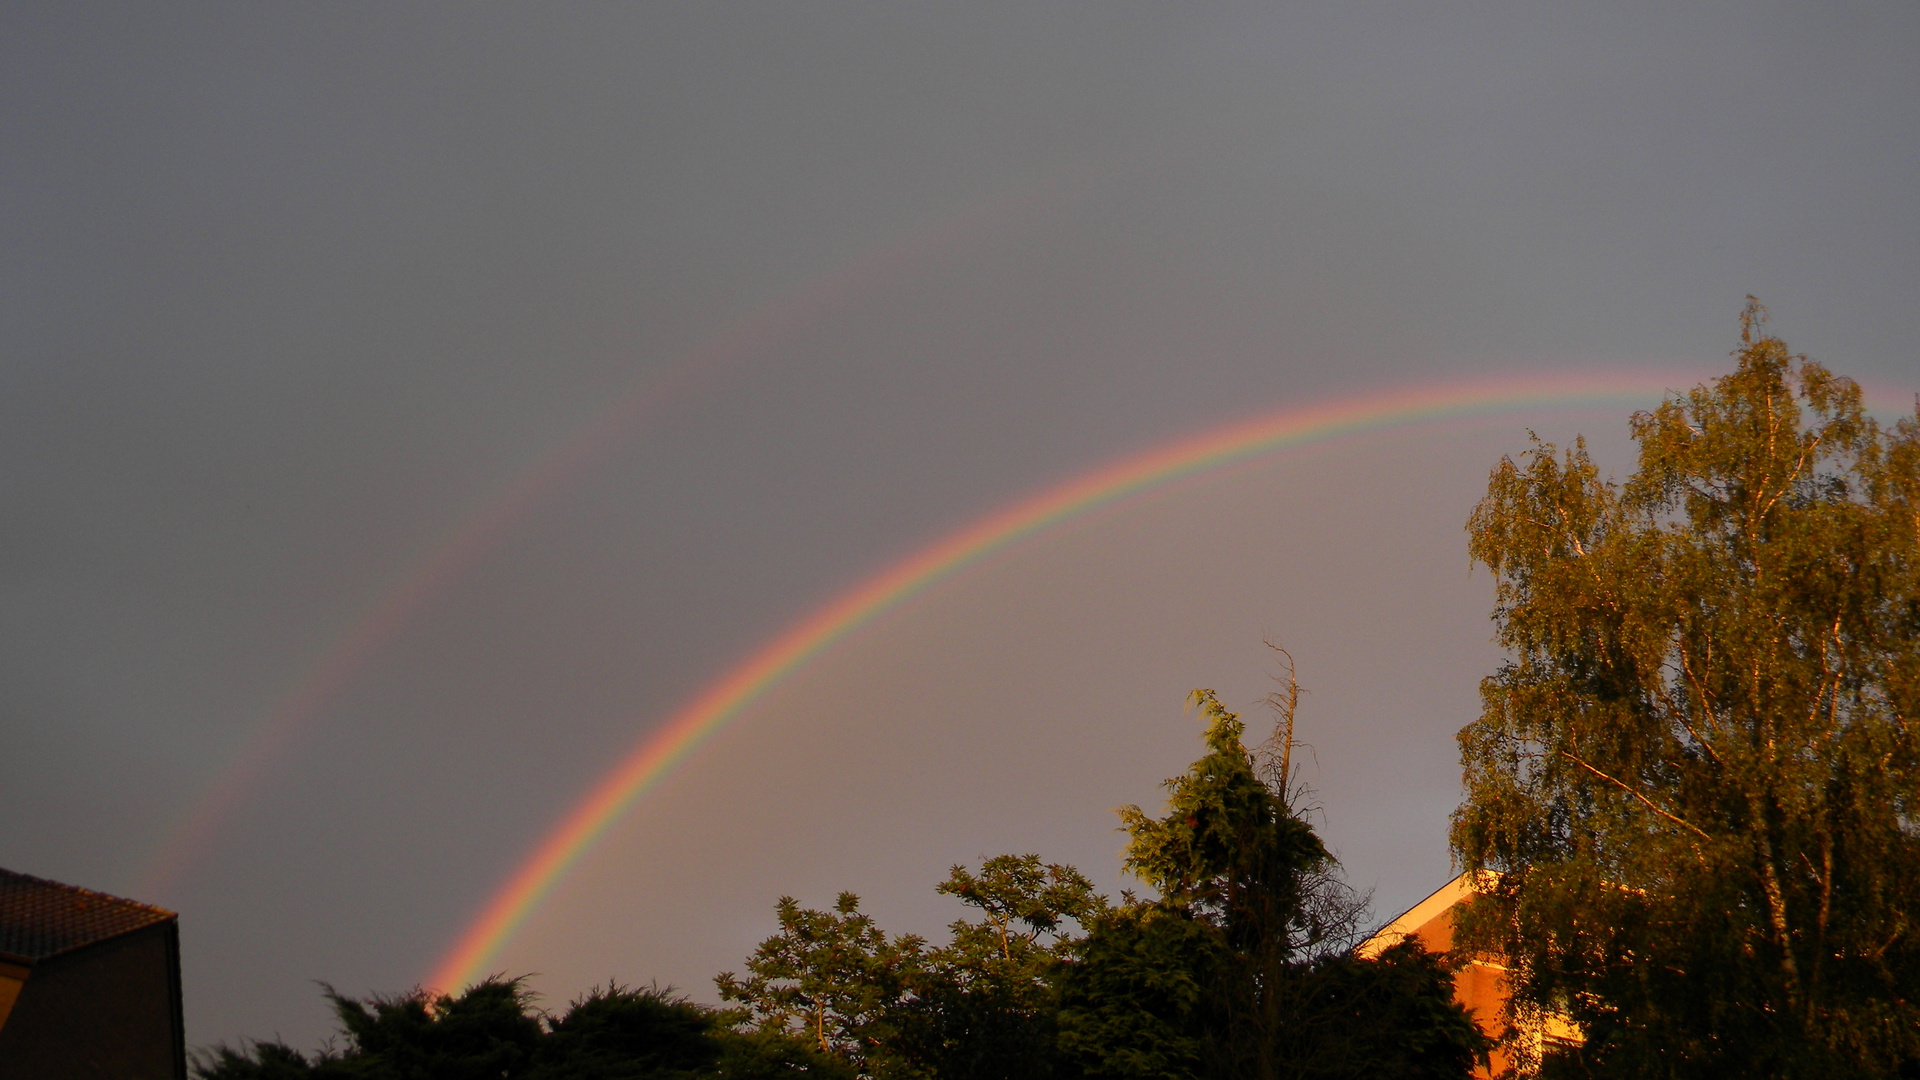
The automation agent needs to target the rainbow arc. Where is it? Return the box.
[426,369,1700,991]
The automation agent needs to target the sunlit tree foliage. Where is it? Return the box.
[1453,301,1920,1077]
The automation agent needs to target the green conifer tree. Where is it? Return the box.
[1062,690,1486,1080]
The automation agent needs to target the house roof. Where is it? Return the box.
[0,867,176,964]
[1355,870,1503,959]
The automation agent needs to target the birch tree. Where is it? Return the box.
[1452,301,1920,1077]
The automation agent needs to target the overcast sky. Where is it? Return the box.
[3,1,1916,1052]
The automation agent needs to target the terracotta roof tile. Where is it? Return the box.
[0,867,175,963]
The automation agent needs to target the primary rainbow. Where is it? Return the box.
[427,369,1690,991]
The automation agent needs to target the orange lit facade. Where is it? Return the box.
[1359,873,1577,1079]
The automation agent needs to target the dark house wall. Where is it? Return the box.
[0,921,185,1080]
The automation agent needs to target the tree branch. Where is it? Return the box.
[1668,650,1725,771]
[1558,751,1711,840]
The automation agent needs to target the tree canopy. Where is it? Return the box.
[717,892,927,1060]
[1060,689,1487,1080]
[1452,301,1920,1077]
[207,683,1488,1080]
[194,979,847,1080]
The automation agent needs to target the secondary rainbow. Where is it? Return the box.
[427,369,1692,991]
[130,182,1052,900]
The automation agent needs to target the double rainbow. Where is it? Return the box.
[426,369,1689,991]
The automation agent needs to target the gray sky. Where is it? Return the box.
[3,1,1915,1052]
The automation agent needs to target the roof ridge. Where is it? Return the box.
[0,866,176,964]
